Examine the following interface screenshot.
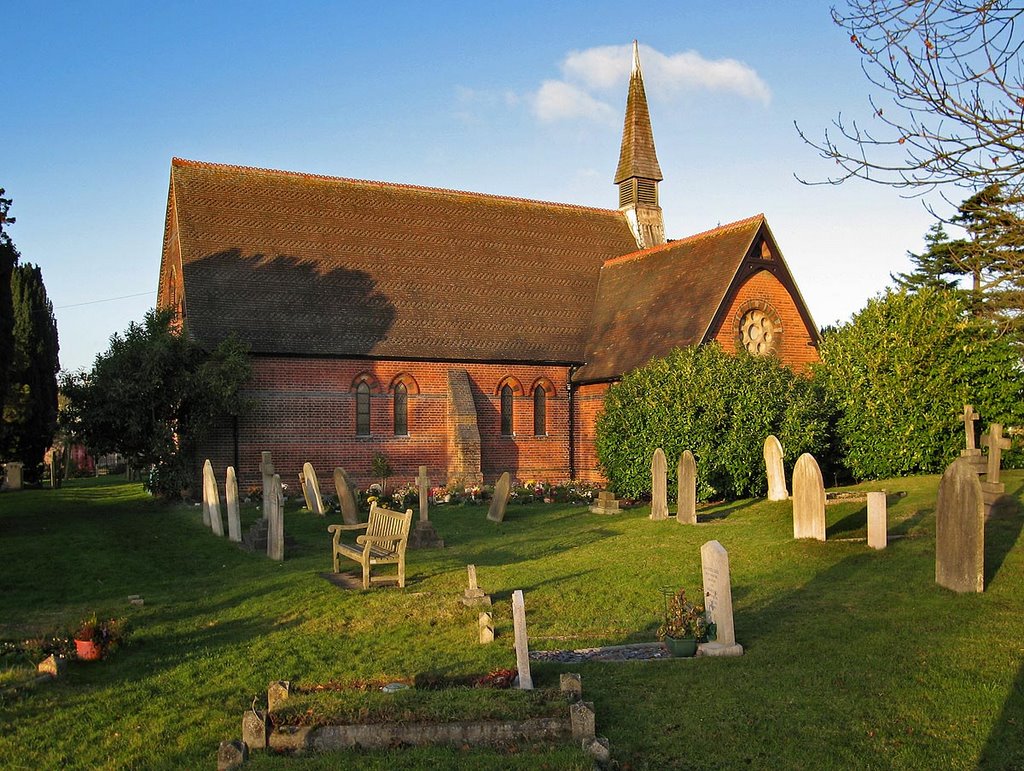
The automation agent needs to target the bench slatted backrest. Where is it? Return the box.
[367,503,412,542]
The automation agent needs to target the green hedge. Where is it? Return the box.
[595,344,832,500]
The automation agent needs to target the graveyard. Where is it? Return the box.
[0,466,1022,769]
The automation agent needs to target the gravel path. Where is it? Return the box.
[530,642,676,663]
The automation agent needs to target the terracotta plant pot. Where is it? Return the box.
[74,638,102,661]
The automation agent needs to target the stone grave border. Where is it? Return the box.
[220,675,610,769]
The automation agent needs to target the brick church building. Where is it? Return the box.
[157,44,819,490]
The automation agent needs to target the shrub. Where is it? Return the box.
[595,344,832,501]
[814,287,1024,479]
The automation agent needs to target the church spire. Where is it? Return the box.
[615,41,665,248]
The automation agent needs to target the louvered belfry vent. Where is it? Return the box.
[619,181,633,208]
[637,179,657,206]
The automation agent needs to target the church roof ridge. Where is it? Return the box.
[170,157,625,216]
[601,213,765,267]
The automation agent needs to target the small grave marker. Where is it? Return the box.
[461,564,491,606]
[935,457,984,593]
[225,466,242,542]
[699,540,743,656]
[588,490,620,515]
[650,448,668,520]
[487,472,512,523]
[478,612,494,644]
[792,453,825,541]
[511,589,533,689]
[763,435,788,501]
[676,450,696,525]
[867,491,887,550]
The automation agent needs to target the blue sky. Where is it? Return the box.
[5,1,939,372]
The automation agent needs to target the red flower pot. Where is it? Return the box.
[74,638,102,661]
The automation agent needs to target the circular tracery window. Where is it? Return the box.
[739,308,779,356]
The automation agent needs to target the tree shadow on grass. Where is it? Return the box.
[696,498,759,522]
[984,498,1023,587]
[979,656,1024,769]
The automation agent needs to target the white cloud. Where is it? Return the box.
[531,80,616,123]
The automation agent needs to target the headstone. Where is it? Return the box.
[588,490,620,515]
[867,491,887,550]
[676,450,697,525]
[478,612,494,644]
[267,473,285,561]
[792,453,826,541]
[267,680,291,712]
[204,460,224,536]
[650,448,668,520]
[259,452,274,520]
[409,465,444,548]
[37,654,66,678]
[298,471,313,511]
[4,461,23,491]
[763,435,788,501]
[333,467,360,524]
[217,739,248,771]
[935,457,985,593]
[559,673,582,701]
[570,701,596,739]
[980,422,1013,517]
[487,472,512,523]
[461,564,491,606]
[241,710,267,750]
[200,460,212,527]
[511,590,533,689]
[699,540,743,657]
[225,466,242,542]
[302,462,327,516]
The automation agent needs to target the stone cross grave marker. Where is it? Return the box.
[676,450,697,525]
[267,473,285,561]
[303,462,327,516]
[588,490,620,515]
[225,466,242,542]
[867,491,887,550]
[487,472,512,523]
[203,460,224,536]
[935,457,984,593]
[416,465,430,523]
[962,405,980,452]
[511,589,533,689]
[260,452,274,520]
[981,423,1012,484]
[409,465,445,548]
[650,448,669,520]
[700,540,743,657]
[792,453,826,541]
[763,435,788,501]
[461,564,491,606]
[333,467,360,525]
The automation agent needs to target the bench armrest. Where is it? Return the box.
[328,523,367,535]
[356,534,405,548]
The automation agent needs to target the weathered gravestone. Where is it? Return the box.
[303,462,327,516]
[298,471,313,511]
[487,472,512,523]
[204,460,224,536]
[461,564,491,607]
[478,612,494,644]
[792,453,826,541]
[980,422,1013,517]
[650,448,669,520]
[267,473,285,562]
[700,540,743,657]
[511,589,533,689]
[225,466,242,542]
[588,490,620,515]
[409,465,444,548]
[676,450,697,525]
[4,461,23,491]
[333,467,360,525]
[260,452,274,520]
[867,491,887,550]
[763,435,788,501]
[935,457,984,593]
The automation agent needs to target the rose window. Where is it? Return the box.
[739,309,778,356]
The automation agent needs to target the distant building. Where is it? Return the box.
[157,43,818,490]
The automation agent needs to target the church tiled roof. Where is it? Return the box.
[575,215,765,383]
[163,158,639,363]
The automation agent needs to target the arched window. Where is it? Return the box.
[533,386,547,436]
[356,382,371,436]
[500,384,514,436]
[393,382,408,436]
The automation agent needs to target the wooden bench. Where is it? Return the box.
[328,502,413,589]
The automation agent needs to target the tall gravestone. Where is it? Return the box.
[763,435,788,501]
[792,453,825,541]
[260,452,274,520]
[650,448,669,520]
[867,491,887,550]
[267,473,285,562]
[225,466,242,542]
[298,471,313,511]
[700,540,743,657]
[487,472,512,523]
[205,462,225,537]
[511,589,533,689]
[935,457,984,593]
[303,462,327,516]
[410,465,444,548]
[333,467,360,524]
[676,450,696,525]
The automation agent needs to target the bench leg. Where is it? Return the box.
[398,554,406,588]
[332,550,339,574]
[362,561,370,590]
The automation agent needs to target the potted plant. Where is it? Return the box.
[657,588,713,657]
[73,615,129,661]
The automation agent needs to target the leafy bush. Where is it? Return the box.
[814,287,1024,479]
[596,344,832,500]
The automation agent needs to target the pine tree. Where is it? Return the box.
[892,222,962,292]
[0,190,18,408]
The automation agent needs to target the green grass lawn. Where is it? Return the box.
[0,472,1022,770]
